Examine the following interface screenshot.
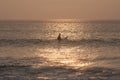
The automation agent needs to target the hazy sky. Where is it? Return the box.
[0,0,120,20]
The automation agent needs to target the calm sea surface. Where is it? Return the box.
[0,21,120,80]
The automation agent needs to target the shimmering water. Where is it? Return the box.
[0,21,120,80]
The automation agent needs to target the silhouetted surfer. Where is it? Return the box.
[57,33,68,41]
[57,33,62,41]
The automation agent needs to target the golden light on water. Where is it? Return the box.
[33,46,94,69]
[37,76,49,80]
[43,22,91,40]
[33,22,96,68]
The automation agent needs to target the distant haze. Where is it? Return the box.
[0,0,120,20]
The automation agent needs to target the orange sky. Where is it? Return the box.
[0,0,120,20]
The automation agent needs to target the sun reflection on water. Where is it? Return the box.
[31,22,99,69]
[34,46,94,69]
[42,22,92,40]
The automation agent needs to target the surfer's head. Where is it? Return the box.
[59,33,61,36]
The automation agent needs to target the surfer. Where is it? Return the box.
[57,33,68,41]
[57,33,62,41]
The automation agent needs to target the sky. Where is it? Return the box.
[0,0,120,20]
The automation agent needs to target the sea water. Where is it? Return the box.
[0,21,120,80]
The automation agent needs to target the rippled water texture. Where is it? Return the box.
[0,21,120,80]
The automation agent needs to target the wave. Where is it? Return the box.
[0,38,120,46]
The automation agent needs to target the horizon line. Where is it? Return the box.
[0,19,120,23]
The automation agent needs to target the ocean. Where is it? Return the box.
[0,21,120,80]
